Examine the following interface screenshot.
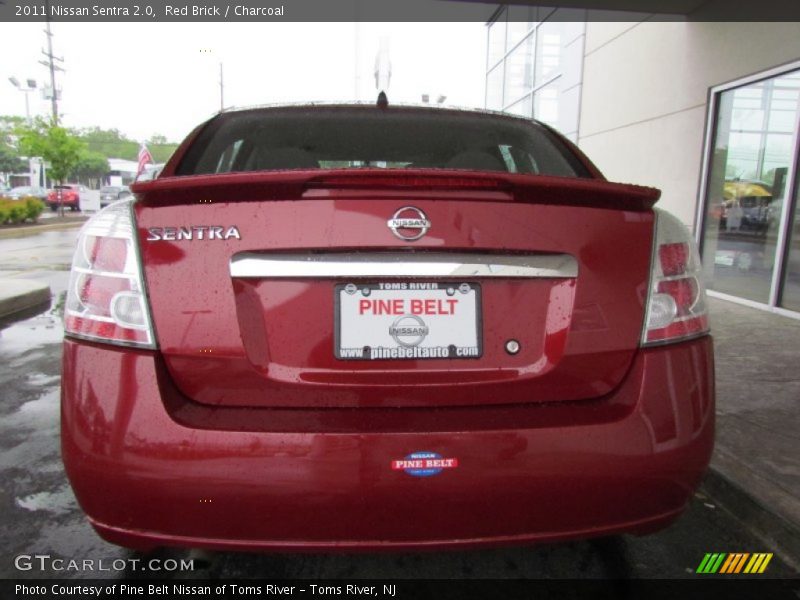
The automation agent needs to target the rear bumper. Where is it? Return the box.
[61,336,714,552]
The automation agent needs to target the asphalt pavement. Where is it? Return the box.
[705,296,800,567]
[0,218,86,324]
[0,226,797,581]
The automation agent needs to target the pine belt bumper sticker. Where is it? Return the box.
[391,451,459,477]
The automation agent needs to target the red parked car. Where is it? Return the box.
[61,104,713,552]
[48,184,86,211]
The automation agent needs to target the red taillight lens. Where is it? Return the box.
[64,200,155,348]
[83,235,128,273]
[76,273,130,316]
[658,242,689,277]
[657,278,698,316]
[643,210,709,345]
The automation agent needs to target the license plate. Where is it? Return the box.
[335,282,482,360]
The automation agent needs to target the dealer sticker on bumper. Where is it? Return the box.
[335,282,482,360]
[392,451,459,477]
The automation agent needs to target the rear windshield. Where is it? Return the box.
[175,107,590,178]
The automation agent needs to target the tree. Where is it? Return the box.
[17,117,84,216]
[78,126,138,161]
[74,127,178,163]
[0,115,26,151]
[147,133,178,163]
[0,146,26,174]
[0,116,27,181]
[70,150,109,187]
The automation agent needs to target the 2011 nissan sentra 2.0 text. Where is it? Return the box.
[61,103,714,552]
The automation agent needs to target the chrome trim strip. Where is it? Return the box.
[230,252,578,279]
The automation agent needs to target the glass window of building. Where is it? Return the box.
[487,17,506,69]
[486,65,504,110]
[534,83,559,128]
[700,67,800,309]
[485,8,582,139]
[535,21,564,86]
[505,6,536,52]
[503,33,535,107]
[781,173,800,311]
[507,95,533,118]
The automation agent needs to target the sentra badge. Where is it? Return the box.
[146,226,241,241]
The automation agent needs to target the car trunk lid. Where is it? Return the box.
[135,170,656,409]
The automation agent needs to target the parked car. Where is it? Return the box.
[135,163,164,183]
[47,184,87,211]
[99,185,132,208]
[7,185,49,201]
[61,104,713,552]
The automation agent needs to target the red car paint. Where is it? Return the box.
[47,184,82,211]
[61,105,713,551]
[61,336,713,551]
[133,177,655,410]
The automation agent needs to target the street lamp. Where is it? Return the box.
[8,77,38,123]
[420,93,447,106]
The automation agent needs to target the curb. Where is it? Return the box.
[0,280,52,325]
[0,219,87,239]
[701,467,800,572]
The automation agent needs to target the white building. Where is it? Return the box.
[486,8,800,318]
[106,158,139,186]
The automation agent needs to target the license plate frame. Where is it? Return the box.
[334,282,482,361]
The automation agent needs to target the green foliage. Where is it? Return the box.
[17,117,84,184]
[6,200,28,224]
[149,142,178,164]
[0,145,26,173]
[0,116,27,173]
[74,127,178,162]
[24,197,45,222]
[70,150,109,181]
[78,126,138,160]
[0,115,26,151]
[0,197,46,225]
[4,118,177,183]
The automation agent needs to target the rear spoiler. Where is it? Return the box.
[132,169,660,212]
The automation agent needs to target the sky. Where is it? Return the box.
[0,22,487,144]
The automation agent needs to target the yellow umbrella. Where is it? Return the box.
[724,181,772,199]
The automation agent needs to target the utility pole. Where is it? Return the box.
[39,0,66,214]
[39,0,64,125]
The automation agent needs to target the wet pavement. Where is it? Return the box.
[706,296,800,566]
[0,228,77,291]
[0,229,797,580]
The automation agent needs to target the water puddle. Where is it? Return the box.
[0,292,65,355]
[16,485,76,516]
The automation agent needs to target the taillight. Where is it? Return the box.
[64,199,155,348]
[642,208,709,345]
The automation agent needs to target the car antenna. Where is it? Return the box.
[377,91,388,109]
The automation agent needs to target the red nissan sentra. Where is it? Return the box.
[61,103,714,552]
